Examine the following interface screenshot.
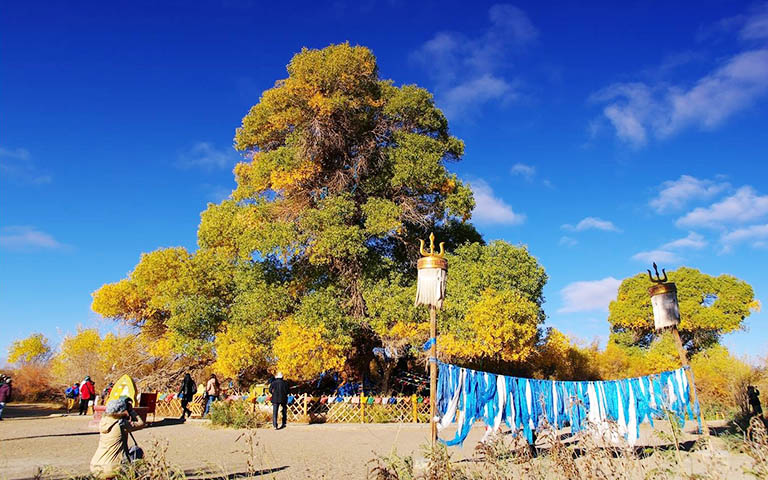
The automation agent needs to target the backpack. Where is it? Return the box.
[126,433,144,462]
[65,387,75,398]
[119,420,144,463]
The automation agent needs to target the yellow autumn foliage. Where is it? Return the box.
[213,323,273,379]
[532,328,600,380]
[7,333,52,365]
[273,318,347,381]
[440,289,540,363]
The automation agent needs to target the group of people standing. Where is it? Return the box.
[175,372,222,420]
[175,372,289,429]
[66,376,97,415]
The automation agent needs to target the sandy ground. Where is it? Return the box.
[0,403,745,479]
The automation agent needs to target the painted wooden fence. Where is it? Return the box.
[153,393,431,423]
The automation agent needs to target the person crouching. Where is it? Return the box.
[90,397,145,479]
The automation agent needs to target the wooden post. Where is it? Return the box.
[671,327,709,435]
[429,305,437,447]
[361,395,366,423]
[302,394,308,422]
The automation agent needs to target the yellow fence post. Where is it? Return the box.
[412,395,418,423]
[361,396,366,423]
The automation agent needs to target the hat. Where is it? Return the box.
[84,376,91,381]
[275,372,283,379]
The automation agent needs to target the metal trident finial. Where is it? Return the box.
[419,232,445,258]
[647,262,668,284]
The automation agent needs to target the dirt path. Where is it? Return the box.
[0,403,743,479]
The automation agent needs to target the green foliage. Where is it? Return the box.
[608,266,757,351]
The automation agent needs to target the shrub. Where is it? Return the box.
[208,400,267,428]
[5,363,58,401]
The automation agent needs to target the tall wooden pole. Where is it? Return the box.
[429,305,438,447]
[647,264,709,436]
[671,326,709,435]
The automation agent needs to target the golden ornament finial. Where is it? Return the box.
[419,232,445,258]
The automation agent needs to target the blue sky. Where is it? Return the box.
[2,1,768,363]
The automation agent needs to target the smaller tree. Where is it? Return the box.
[8,333,52,365]
[608,267,758,352]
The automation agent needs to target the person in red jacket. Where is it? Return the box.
[79,376,96,416]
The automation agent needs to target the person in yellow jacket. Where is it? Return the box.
[90,397,145,479]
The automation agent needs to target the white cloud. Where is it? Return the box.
[0,226,65,251]
[741,3,768,41]
[469,179,526,225]
[721,224,768,250]
[510,162,536,181]
[558,277,621,313]
[0,147,52,185]
[440,75,517,118]
[591,6,768,147]
[177,142,239,169]
[411,4,536,118]
[562,217,621,232]
[559,236,578,247]
[650,175,729,213]
[631,249,682,264]
[676,186,768,228]
[661,232,707,250]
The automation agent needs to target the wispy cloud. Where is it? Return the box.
[676,186,768,228]
[631,232,706,264]
[468,178,526,225]
[411,4,537,118]
[0,226,65,251]
[510,162,536,181]
[201,184,233,203]
[559,236,578,247]
[661,231,708,250]
[558,277,621,313]
[562,217,621,232]
[177,142,240,170]
[590,6,768,147]
[721,224,768,251]
[631,249,682,265]
[650,175,729,213]
[0,147,52,185]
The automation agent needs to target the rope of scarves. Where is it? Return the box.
[436,361,701,447]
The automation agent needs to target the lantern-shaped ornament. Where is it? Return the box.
[647,263,680,331]
[415,233,448,309]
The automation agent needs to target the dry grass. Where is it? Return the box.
[367,417,768,480]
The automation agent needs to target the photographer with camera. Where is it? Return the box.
[90,396,145,479]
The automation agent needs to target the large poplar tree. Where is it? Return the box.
[93,44,548,386]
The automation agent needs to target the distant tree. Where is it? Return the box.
[608,267,759,353]
[8,333,52,365]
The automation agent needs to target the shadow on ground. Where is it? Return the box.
[3,403,66,419]
[185,466,289,478]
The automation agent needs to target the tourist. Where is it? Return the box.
[102,382,114,404]
[79,376,96,415]
[269,372,288,430]
[90,397,146,479]
[0,377,12,421]
[178,373,196,420]
[748,385,763,417]
[203,373,220,417]
[66,382,80,413]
